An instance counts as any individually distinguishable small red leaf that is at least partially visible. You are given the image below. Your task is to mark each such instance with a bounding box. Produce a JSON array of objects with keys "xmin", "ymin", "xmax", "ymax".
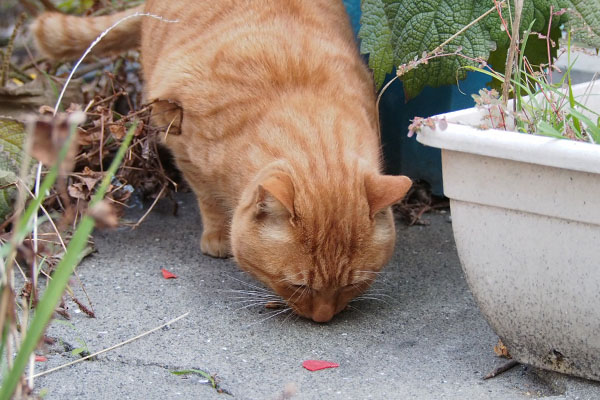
[
  {"xmin": 302, "ymin": 360, "xmax": 339, "ymax": 371},
  {"xmin": 161, "ymin": 268, "xmax": 177, "ymax": 279},
  {"xmin": 35, "ymin": 355, "xmax": 48, "ymax": 362}
]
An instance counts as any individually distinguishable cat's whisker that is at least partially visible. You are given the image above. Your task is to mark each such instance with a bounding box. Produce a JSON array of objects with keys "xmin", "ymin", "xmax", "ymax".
[
  {"xmin": 280, "ymin": 305, "xmax": 298, "ymax": 325},
  {"xmin": 355, "ymin": 270, "xmax": 388, "ymax": 275},
  {"xmin": 345, "ymin": 304, "xmax": 366, "ymax": 316},
  {"xmin": 225, "ymin": 275, "xmax": 272, "ymax": 294},
  {"xmin": 227, "ymin": 293, "xmax": 281, "ymax": 300},
  {"xmin": 233, "ymin": 302, "xmax": 268, "ymax": 311},
  {"xmin": 289, "ymin": 286, "xmax": 310, "ymax": 305},
  {"xmin": 245, "ymin": 307, "xmax": 293, "ymax": 328},
  {"xmin": 229, "ymin": 298, "xmax": 280, "ymax": 306},
  {"xmin": 288, "ymin": 284, "xmax": 309, "ymax": 303},
  {"xmin": 223, "ymin": 289, "xmax": 274, "ymax": 295},
  {"xmin": 352, "ymin": 295, "xmax": 391, "ymax": 305},
  {"xmin": 367, "ymin": 290, "xmax": 391, "ymax": 294},
  {"xmin": 362, "ymin": 291, "xmax": 394, "ymax": 300},
  {"xmin": 234, "ymin": 301, "xmax": 280, "ymax": 311},
  {"xmin": 229, "ymin": 298, "xmax": 281, "ymax": 305}
]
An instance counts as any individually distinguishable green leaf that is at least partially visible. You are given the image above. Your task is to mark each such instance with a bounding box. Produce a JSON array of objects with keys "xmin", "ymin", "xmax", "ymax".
[
  {"xmin": 568, "ymin": 108, "xmax": 600, "ymax": 143},
  {"xmin": 171, "ymin": 369, "xmax": 216, "ymax": 387},
  {"xmin": 71, "ymin": 347, "xmax": 86, "ymax": 356},
  {"xmin": 0, "ymin": 118, "xmax": 33, "ymax": 220},
  {"xmin": 358, "ymin": 0, "xmax": 596, "ymax": 99},
  {"xmin": 380, "ymin": 0, "xmax": 497, "ymax": 99},
  {"xmin": 359, "ymin": 0, "xmax": 395, "ymax": 89},
  {"xmin": 564, "ymin": 0, "xmax": 600, "ymax": 48},
  {"xmin": 537, "ymin": 120, "xmax": 566, "ymax": 138}
]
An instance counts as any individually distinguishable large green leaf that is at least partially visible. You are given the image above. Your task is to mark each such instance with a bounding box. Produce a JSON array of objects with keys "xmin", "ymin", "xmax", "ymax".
[
  {"xmin": 359, "ymin": 0, "xmax": 594, "ymax": 98},
  {"xmin": 386, "ymin": 0, "xmax": 496, "ymax": 99},
  {"xmin": 564, "ymin": 0, "xmax": 600, "ymax": 48},
  {"xmin": 0, "ymin": 118, "xmax": 32, "ymax": 220},
  {"xmin": 359, "ymin": 0, "xmax": 395, "ymax": 88}
]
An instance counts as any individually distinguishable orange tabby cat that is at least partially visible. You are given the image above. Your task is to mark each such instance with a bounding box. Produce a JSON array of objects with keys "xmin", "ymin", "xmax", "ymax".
[{"xmin": 32, "ymin": 1, "xmax": 412, "ymax": 322}]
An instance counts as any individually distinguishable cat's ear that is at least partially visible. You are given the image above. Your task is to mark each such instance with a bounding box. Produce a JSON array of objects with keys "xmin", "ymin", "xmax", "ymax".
[
  {"xmin": 256, "ymin": 172, "xmax": 295, "ymax": 219},
  {"xmin": 365, "ymin": 174, "xmax": 412, "ymax": 218}
]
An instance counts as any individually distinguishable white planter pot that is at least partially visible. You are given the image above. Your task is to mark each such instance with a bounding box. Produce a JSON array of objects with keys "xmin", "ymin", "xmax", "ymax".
[{"xmin": 417, "ymin": 82, "xmax": 600, "ymax": 381}]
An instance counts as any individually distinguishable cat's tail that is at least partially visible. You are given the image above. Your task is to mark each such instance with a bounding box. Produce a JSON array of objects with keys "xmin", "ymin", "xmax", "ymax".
[{"xmin": 31, "ymin": 5, "xmax": 145, "ymax": 61}]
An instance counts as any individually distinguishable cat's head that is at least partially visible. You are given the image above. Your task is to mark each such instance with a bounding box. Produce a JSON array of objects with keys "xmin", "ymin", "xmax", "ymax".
[{"xmin": 231, "ymin": 163, "xmax": 411, "ymax": 322}]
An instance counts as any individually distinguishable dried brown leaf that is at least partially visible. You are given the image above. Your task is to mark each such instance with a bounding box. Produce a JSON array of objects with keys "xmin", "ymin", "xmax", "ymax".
[
  {"xmin": 29, "ymin": 113, "xmax": 85, "ymax": 174},
  {"xmin": 79, "ymin": 167, "xmax": 103, "ymax": 191},
  {"xmin": 67, "ymin": 182, "xmax": 87, "ymax": 200},
  {"xmin": 109, "ymin": 124, "xmax": 126, "ymax": 140},
  {"xmin": 493, "ymin": 339, "xmax": 512, "ymax": 359},
  {"xmin": 88, "ymin": 199, "xmax": 118, "ymax": 229}
]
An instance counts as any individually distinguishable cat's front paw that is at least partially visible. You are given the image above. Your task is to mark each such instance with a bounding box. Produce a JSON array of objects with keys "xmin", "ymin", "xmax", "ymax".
[{"xmin": 200, "ymin": 230, "xmax": 231, "ymax": 258}]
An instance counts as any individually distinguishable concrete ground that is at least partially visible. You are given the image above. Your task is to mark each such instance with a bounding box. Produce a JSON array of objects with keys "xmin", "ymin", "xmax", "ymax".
[{"xmin": 35, "ymin": 193, "xmax": 600, "ymax": 399}]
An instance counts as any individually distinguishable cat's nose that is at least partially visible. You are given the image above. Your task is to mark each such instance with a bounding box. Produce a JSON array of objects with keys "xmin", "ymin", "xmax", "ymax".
[{"xmin": 311, "ymin": 304, "xmax": 335, "ymax": 323}]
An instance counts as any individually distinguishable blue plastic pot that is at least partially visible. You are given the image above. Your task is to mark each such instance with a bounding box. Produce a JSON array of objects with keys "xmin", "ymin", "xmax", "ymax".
[{"xmin": 343, "ymin": 0, "xmax": 489, "ymax": 195}]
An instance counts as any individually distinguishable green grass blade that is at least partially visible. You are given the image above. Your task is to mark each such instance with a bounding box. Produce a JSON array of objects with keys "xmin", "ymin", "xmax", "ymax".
[
  {"xmin": 568, "ymin": 109, "xmax": 600, "ymax": 143},
  {"xmin": 0, "ymin": 216, "xmax": 95, "ymax": 400},
  {"xmin": 171, "ymin": 369, "xmax": 216, "ymax": 387},
  {"xmin": 536, "ymin": 120, "xmax": 566, "ymax": 139},
  {"xmin": 566, "ymin": 30, "xmax": 582, "ymax": 136},
  {"xmin": 463, "ymin": 65, "xmax": 504, "ymax": 83},
  {"xmin": 516, "ymin": 21, "xmax": 537, "ymax": 113},
  {"xmin": 0, "ymin": 123, "xmax": 136, "ymax": 399}
]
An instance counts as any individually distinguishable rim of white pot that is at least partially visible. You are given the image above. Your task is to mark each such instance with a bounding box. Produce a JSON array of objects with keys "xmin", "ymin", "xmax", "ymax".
[{"xmin": 417, "ymin": 82, "xmax": 600, "ymax": 175}]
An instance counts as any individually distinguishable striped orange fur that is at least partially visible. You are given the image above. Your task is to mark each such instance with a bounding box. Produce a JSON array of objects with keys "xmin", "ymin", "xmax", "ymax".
[{"xmin": 32, "ymin": 1, "xmax": 412, "ymax": 322}]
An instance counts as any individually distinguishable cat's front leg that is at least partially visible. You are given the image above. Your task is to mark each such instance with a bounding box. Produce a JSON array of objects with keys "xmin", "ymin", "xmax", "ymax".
[{"xmin": 197, "ymin": 196, "xmax": 231, "ymax": 258}]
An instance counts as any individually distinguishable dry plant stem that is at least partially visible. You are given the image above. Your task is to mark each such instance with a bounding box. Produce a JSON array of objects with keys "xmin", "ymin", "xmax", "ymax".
[
  {"xmin": 522, "ymin": 58, "xmax": 560, "ymax": 117},
  {"xmin": 18, "ymin": 181, "xmax": 67, "ymax": 251},
  {"xmin": 502, "ymin": 0, "xmax": 524, "ymax": 108},
  {"xmin": 484, "ymin": 360, "xmax": 519, "ymax": 379},
  {"xmin": 89, "ymin": 91, "xmax": 127, "ymax": 109},
  {"xmin": 18, "ymin": 180, "xmax": 96, "ymax": 315},
  {"xmin": 21, "ymin": 42, "xmax": 48, "ymax": 81},
  {"xmin": 30, "ymin": 311, "xmax": 190, "ymax": 379},
  {"xmin": 0, "ymin": 57, "xmax": 33, "ymax": 83},
  {"xmin": 39, "ymin": 0, "xmax": 59, "ymax": 12},
  {"xmin": 0, "ymin": 13, "xmax": 27, "ymax": 87},
  {"xmin": 375, "ymin": 75, "xmax": 398, "ymax": 137},
  {"xmin": 130, "ymin": 184, "xmax": 167, "ymax": 229},
  {"xmin": 100, "ymin": 114, "xmax": 105, "ymax": 172},
  {"xmin": 72, "ymin": 60, "xmax": 113, "ymax": 79},
  {"xmin": 2, "ymin": 125, "xmax": 36, "ymax": 286},
  {"xmin": 18, "ymin": 0, "xmax": 38, "ymax": 16},
  {"xmin": 493, "ymin": 0, "xmax": 512, "ymax": 41}
]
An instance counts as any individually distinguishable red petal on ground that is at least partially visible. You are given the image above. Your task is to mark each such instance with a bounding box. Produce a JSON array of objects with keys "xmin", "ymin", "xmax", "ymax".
[
  {"xmin": 161, "ymin": 268, "xmax": 177, "ymax": 279},
  {"xmin": 35, "ymin": 355, "xmax": 48, "ymax": 362},
  {"xmin": 302, "ymin": 360, "xmax": 339, "ymax": 371}
]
